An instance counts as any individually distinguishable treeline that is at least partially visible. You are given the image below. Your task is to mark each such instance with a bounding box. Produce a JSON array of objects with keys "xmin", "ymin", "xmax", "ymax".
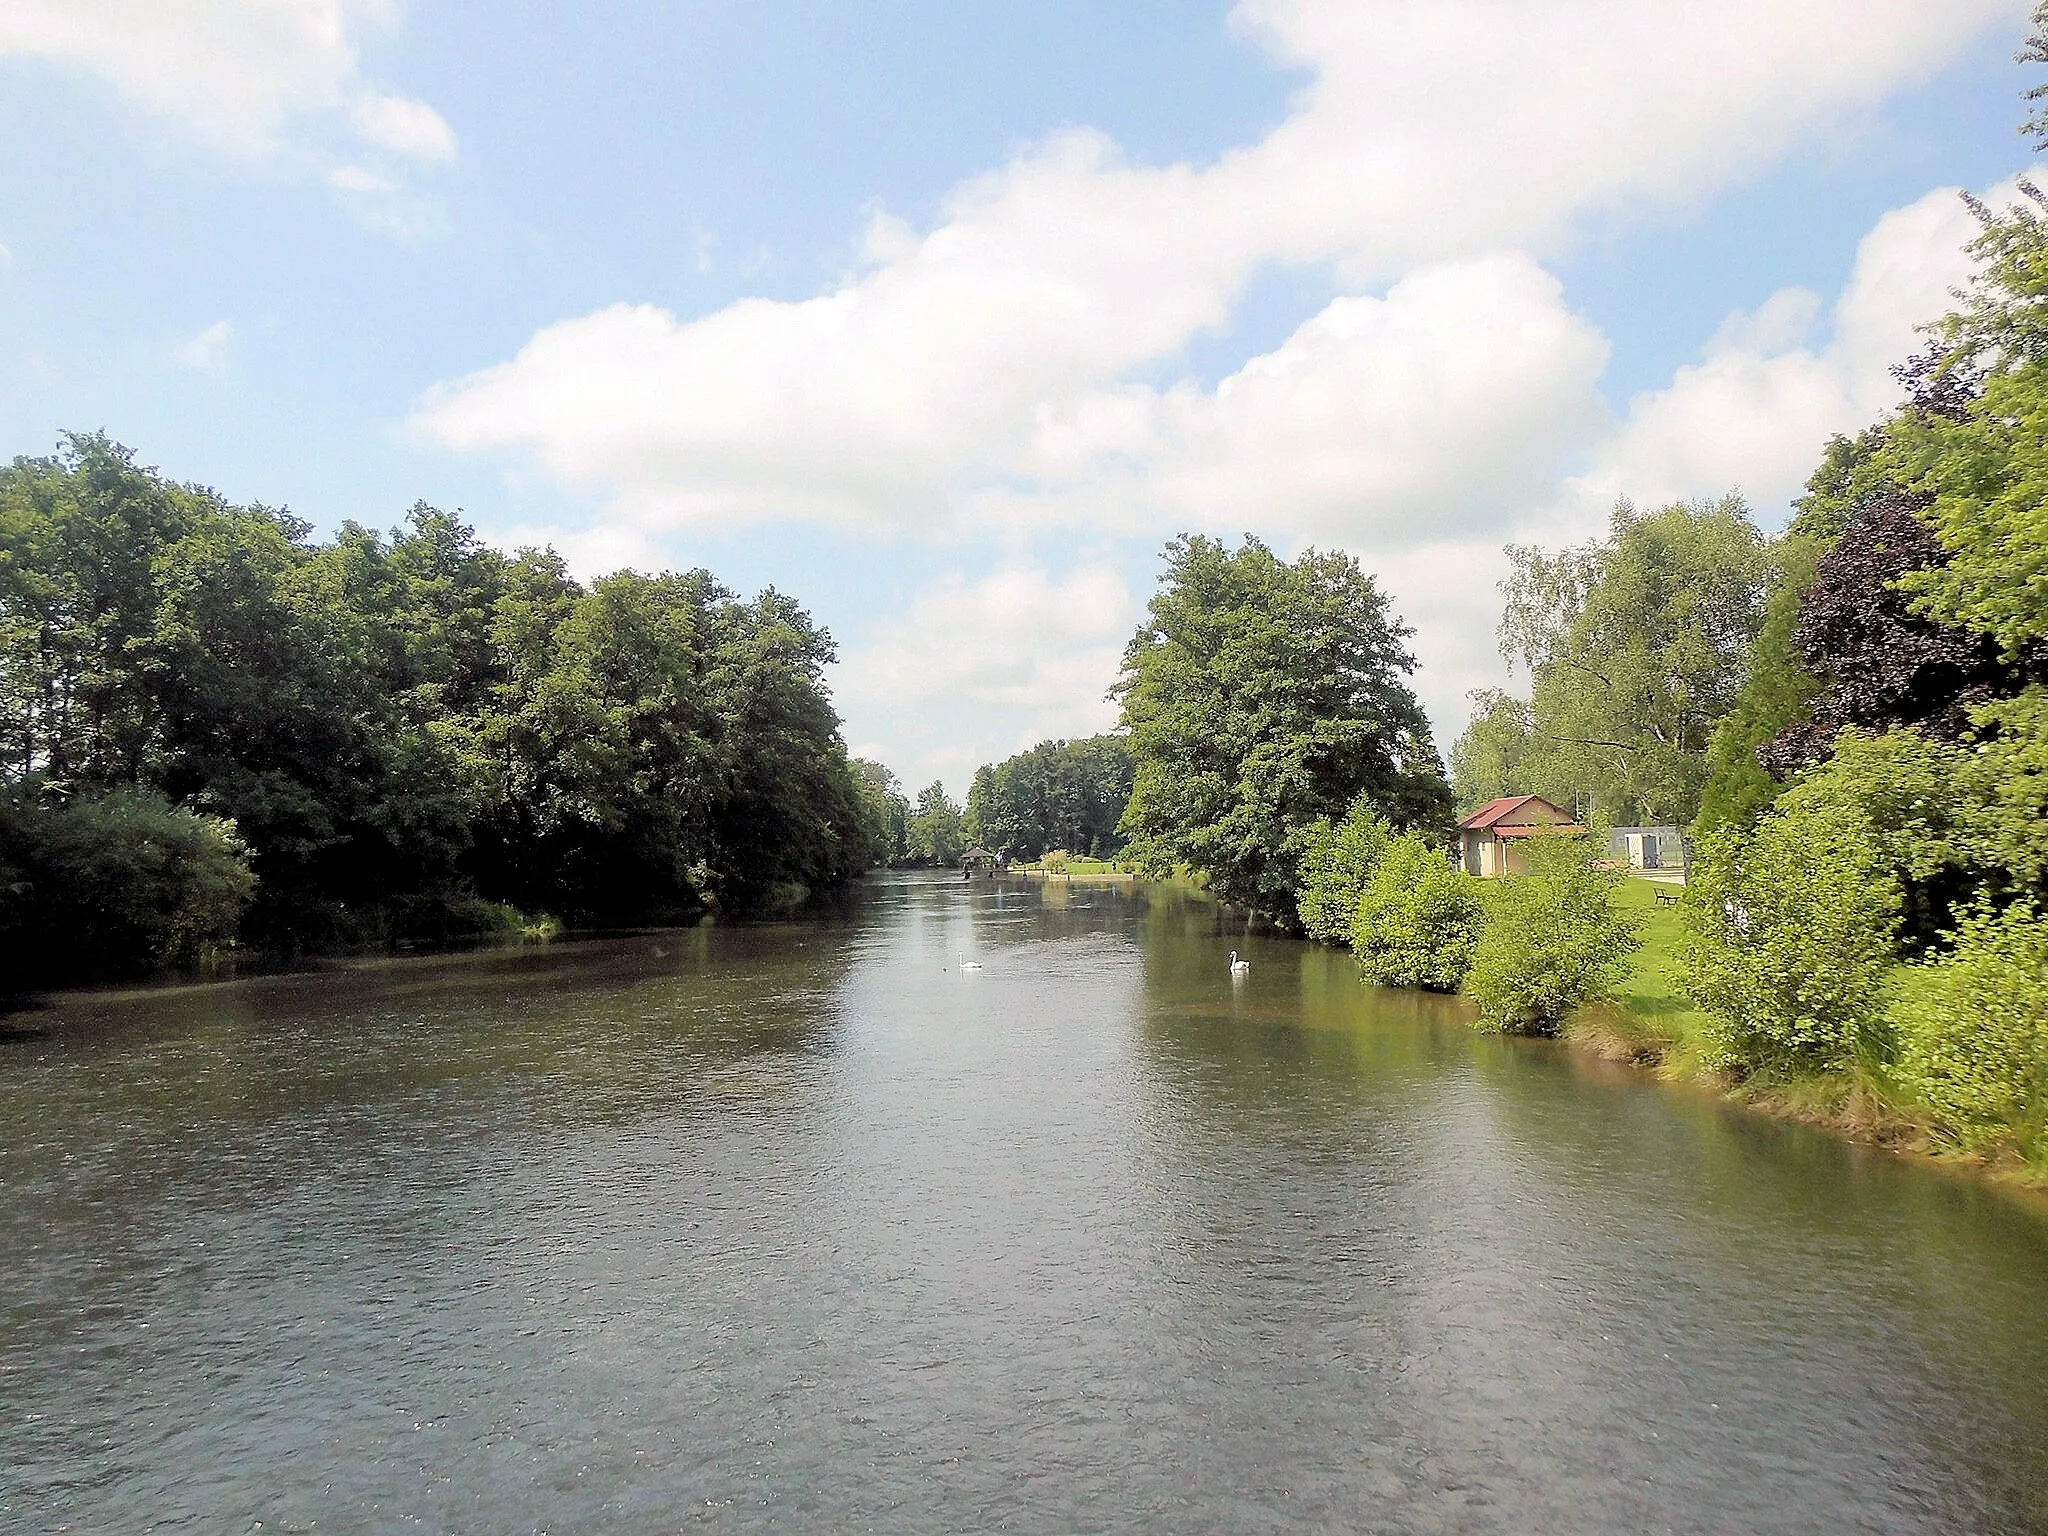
[
  {"xmin": 851, "ymin": 763, "xmax": 972, "ymax": 867},
  {"xmin": 1, "ymin": 436, "xmax": 888, "ymax": 987},
  {"xmin": 966, "ymin": 735, "xmax": 1132, "ymax": 860}
]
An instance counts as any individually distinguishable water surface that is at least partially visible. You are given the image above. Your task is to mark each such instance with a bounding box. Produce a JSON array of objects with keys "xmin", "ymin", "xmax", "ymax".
[{"xmin": 5, "ymin": 873, "xmax": 2048, "ymax": 1533}]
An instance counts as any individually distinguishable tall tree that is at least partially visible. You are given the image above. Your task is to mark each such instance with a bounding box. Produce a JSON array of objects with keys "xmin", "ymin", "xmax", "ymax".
[
  {"xmin": 1484, "ymin": 497, "xmax": 1772, "ymax": 826},
  {"xmin": 964, "ymin": 735, "xmax": 1133, "ymax": 859},
  {"xmin": 1115, "ymin": 535, "xmax": 1450, "ymax": 923},
  {"xmin": 905, "ymin": 781, "xmax": 966, "ymax": 866}
]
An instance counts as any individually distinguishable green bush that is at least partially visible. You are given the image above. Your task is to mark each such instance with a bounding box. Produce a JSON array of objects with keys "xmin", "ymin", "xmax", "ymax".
[
  {"xmin": 0, "ymin": 788, "xmax": 256, "ymax": 985},
  {"xmin": 1464, "ymin": 836, "xmax": 1637, "ymax": 1033},
  {"xmin": 1351, "ymin": 832, "xmax": 1488, "ymax": 991},
  {"xmin": 1295, "ymin": 798, "xmax": 1392, "ymax": 945},
  {"xmin": 1682, "ymin": 799, "xmax": 1899, "ymax": 1074},
  {"xmin": 1891, "ymin": 904, "xmax": 2048, "ymax": 1162}
]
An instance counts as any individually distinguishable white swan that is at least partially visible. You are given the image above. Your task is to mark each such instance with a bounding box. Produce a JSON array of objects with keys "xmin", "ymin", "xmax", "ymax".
[
  {"xmin": 959, "ymin": 953, "xmax": 984, "ymax": 971},
  {"xmin": 1229, "ymin": 950, "xmax": 1250, "ymax": 975}
]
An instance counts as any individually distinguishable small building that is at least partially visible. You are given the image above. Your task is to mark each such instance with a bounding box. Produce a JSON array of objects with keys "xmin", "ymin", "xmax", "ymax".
[
  {"xmin": 1457, "ymin": 795, "xmax": 1586, "ymax": 878},
  {"xmin": 960, "ymin": 846, "xmax": 997, "ymax": 876},
  {"xmin": 1610, "ymin": 826, "xmax": 1684, "ymax": 873}
]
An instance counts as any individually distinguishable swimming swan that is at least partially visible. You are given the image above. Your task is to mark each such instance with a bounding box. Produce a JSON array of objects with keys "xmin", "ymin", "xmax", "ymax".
[
  {"xmin": 1229, "ymin": 951, "xmax": 1250, "ymax": 974},
  {"xmin": 959, "ymin": 954, "xmax": 984, "ymax": 971}
]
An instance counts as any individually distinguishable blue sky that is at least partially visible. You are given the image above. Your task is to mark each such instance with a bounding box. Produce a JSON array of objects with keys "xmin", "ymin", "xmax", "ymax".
[{"xmin": 0, "ymin": 1, "xmax": 2038, "ymax": 796}]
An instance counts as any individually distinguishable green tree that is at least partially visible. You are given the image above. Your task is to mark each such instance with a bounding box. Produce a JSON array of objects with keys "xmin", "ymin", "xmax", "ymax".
[
  {"xmin": 1116, "ymin": 535, "xmax": 1451, "ymax": 923},
  {"xmin": 1350, "ymin": 831, "xmax": 1489, "ymax": 991},
  {"xmin": 964, "ymin": 735, "xmax": 1133, "ymax": 859},
  {"xmin": 1463, "ymin": 835, "xmax": 1637, "ymax": 1032},
  {"xmin": 905, "ymin": 781, "xmax": 966, "ymax": 866},
  {"xmin": 1294, "ymin": 797, "xmax": 1392, "ymax": 946},
  {"xmin": 1480, "ymin": 497, "xmax": 1773, "ymax": 826}
]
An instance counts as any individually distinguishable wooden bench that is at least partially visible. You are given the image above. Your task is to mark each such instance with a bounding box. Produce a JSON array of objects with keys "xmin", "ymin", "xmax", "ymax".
[{"xmin": 1653, "ymin": 887, "xmax": 1682, "ymax": 906}]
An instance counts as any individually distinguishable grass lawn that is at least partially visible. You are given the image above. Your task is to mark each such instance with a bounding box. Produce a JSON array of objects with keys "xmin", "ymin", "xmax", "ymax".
[{"xmin": 1599, "ymin": 877, "xmax": 1714, "ymax": 1052}]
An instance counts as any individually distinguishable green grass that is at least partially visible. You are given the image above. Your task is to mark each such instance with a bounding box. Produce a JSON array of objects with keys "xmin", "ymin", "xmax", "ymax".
[
  {"xmin": 1011, "ymin": 856, "xmax": 1133, "ymax": 876},
  {"xmin": 1611, "ymin": 878, "xmax": 1707, "ymax": 1031}
]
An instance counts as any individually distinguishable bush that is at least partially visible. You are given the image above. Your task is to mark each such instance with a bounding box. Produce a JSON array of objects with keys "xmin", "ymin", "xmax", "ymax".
[
  {"xmin": 1295, "ymin": 798, "xmax": 1392, "ymax": 944},
  {"xmin": 1891, "ymin": 904, "xmax": 2048, "ymax": 1162},
  {"xmin": 1351, "ymin": 832, "xmax": 1489, "ymax": 991},
  {"xmin": 1682, "ymin": 799, "xmax": 1899, "ymax": 1074},
  {"xmin": 0, "ymin": 788, "xmax": 256, "ymax": 986},
  {"xmin": 1465, "ymin": 836, "xmax": 1637, "ymax": 1033}
]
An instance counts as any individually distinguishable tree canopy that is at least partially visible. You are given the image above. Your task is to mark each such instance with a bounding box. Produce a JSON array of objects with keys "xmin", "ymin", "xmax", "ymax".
[
  {"xmin": 965, "ymin": 735, "xmax": 1132, "ymax": 859},
  {"xmin": 1114, "ymin": 535, "xmax": 1451, "ymax": 923},
  {"xmin": 1453, "ymin": 498, "xmax": 1772, "ymax": 826},
  {"xmin": 0, "ymin": 435, "xmax": 879, "ymax": 984}
]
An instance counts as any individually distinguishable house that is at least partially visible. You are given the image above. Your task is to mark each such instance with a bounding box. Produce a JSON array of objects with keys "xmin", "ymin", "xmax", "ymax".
[
  {"xmin": 1610, "ymin": 826, "xmax": 1684, "ymax": 873},
  {"xmin": 1457, "ymin": 795, "xmax": 1586, "ymax": 877}
]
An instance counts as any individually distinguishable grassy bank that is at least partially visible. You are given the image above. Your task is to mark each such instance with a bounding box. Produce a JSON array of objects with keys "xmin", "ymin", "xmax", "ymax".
[{"xmin": 1570, "ymin": 878, "xmax": 2046, "ymax": 1191}]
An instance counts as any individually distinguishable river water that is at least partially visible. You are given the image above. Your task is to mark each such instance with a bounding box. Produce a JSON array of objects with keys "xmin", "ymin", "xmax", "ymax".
[{"xmin": 4, "ymin": 872, "xmax": 2047, "ymax": 1534}]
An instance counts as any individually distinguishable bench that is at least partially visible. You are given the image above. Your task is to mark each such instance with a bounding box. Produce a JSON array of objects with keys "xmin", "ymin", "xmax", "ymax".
[{"xmin": 1653, "ymin": 887, "xmax": 1682, "ymax": 906}]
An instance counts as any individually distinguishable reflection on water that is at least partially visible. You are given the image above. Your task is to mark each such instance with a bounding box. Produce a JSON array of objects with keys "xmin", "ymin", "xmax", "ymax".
[{"xmin": 4, "ymin": 872, "xmax": 2047, "ymax": 1533}]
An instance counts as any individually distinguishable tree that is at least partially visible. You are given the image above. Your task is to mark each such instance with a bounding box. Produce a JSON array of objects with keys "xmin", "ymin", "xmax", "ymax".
[
  {"xmin": 851, "ymin": 759, "xmax": 911, "ymax": 867},
  {"xmin": 1350, "ymin": 831, "xmax": 1489, "ymax": 991},
  {"xmin": 905, "ymin": 781, "xmax": 966, "ymax": 866},
  {"xmin": 964, "ymin": 735, "xmax": 1133, "ymax": 859},
  {"xmin": 1486, "ymin": 497, "xmax": 1773, "ymax": 827},
  {"xmin": 1115, "ymin": 535, "xmax": 1451, "ymax": 923},
  {"xmin": 1295, "ymin": 797, "xmax": 1393, "ymax": 945},
  {"xmin": 1449, "ymin": 689, "xmax": 1542, "ymax": 812},
  {"xmin": 1463, "ymin": 835, "xmax": 1637, "ymax": 1033},
  {"xmin": 0, "ymin": 436, "xmax": 882, "ymax": 979}
]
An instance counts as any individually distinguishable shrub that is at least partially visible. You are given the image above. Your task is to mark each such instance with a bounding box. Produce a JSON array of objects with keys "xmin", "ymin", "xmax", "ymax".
[
  {"xmin": 1891, "ymin": 904, "xmax": 2048, "ymax": 1162},
  {"xmin": 1295, "ymin": 798, "xmax": 1392, "ymax": 945},
  {"xmin": 1352, "ymin": 832, "xmax": 1489, "ymax": 990},
  {"xmin": 1682, "ymin": 799, "xmax": 1899, "ymax": 1074},
  {"xmin": 1464, "ymin": 835, "xmax": 1637, "ymax": 1034},
  {"xmin": 0, "ymin": 788, "xmax": 256, "ymax": 986}
]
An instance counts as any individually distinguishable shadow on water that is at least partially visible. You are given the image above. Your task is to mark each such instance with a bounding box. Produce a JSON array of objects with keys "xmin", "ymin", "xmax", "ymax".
[{"xmin": 3, "ymin": 870, "xmax": 2047, "ymax": 1533}]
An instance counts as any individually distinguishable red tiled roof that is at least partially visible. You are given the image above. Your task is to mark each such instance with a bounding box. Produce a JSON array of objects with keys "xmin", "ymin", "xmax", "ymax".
[{"xmin": 1458, "ymin": 793, "xmax": 1571, "ymax": 830}]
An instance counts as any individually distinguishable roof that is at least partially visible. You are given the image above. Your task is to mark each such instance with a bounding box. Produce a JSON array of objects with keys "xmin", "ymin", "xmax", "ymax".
[{"xmin": 1458, "ymin": 794, "xmax": 1571, "ymax": 831}]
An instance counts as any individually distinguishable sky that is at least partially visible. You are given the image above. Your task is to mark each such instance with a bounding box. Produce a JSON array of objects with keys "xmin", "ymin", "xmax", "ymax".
[{"xmin": 0, "ymin": 0, "xmax": 2040, "ymax": 798}]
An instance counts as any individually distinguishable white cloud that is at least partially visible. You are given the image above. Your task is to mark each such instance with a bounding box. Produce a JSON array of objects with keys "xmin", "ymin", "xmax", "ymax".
[
  {"xmin": 832, "ymin": 564, "xmax": 1134, "ymax": 791},
  {"xmin": 414, "ymin": 0, "xmax": 2020, "ymax": 540},
  {"xmin": 998, "ymin": 253, "xmax": 1613, "ymax": 549},
  {"xmin": 0, "ymin": 0, "xmax": 454, "ymax": 166},
  {"xmin": 1578, "ymin": 178, "xmax": 1996, "ymax": 512},
  {"xmin": 171, "ymin": 318, "xmax": 233, "ymax": 370}
]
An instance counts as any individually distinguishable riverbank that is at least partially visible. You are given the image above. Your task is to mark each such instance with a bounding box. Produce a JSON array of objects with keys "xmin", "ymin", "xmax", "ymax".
[{"xmin": 1571, "ymin": 878, "xmax": 2048, "ymax": 1193}]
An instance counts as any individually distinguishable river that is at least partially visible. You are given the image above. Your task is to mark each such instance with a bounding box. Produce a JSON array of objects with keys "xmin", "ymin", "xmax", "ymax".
[{"xmin": 4, "ymin": 872, "xmax": 2047, "ymax": 1533}]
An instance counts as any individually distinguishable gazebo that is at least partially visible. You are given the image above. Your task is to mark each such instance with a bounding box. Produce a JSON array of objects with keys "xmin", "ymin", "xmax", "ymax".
[{"xmin": 960, "ymin": 846, "xmax": 997, "ymax": 876}]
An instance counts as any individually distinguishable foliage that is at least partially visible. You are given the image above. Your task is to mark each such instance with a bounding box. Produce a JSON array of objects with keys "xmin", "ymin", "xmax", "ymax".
[
  {"xmin": 904, "ymin": 781, "xmax": 966, "ymax": 866},
  {"xmin": 1682, "ymin": 796, "xmax": 1901, "ymax": 1076},
  {"xmin": 1294, "ymin": 797, "xmax": 1392, "ymax": 945},
  {"xmin": 851, "ymin": 759, "xmax": 912, "ymax": 867},
  {"xmin": 1891, "ymin": 357, "xmax": 2048, "ymax": 661},
  {"xmin": 1470, "ymin": 497, "xmax": 1772, "ymax": 828},
  {"xmin": 1115, "ymin": 535, "xmax": 1451, "ymax": 923},
  {"xmin": 1448, "ymin": 690, "xmax": 1545, "ymax": 812},
  {"xmin": 1350, "ymin": 832, "xmax": 1489, "ymax": 992},
  {"xmin": 0, "ymin": 787, "xmax": 255, "ymax": 985},
  {"xmin": 964, "ymin": 735, "xmax": 1132, "ymax": 859},
  {"xmin": 1890, "ymin": 902, "xmax": 2048, "ymax": 1163},
  {"xmin": 1463, "ymin": 835, "xmax": 1637, "ymax": 1033},
  {"xmin": 0, "ymin": 434, "xmax": 881, "ymax": 980},
  {"xmin": 1758, "ymin": 493, "xmax": 2026, "ymax": 781}
]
